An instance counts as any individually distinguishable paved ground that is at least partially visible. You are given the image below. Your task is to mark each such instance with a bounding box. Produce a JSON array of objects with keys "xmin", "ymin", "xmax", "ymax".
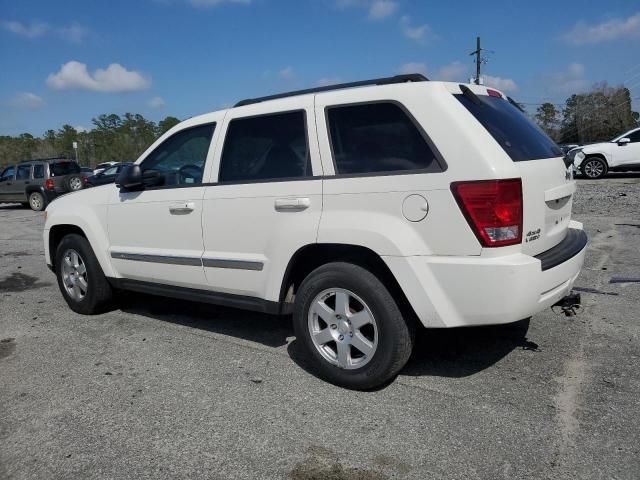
[{"xmin": 1, "ymin": 175, "xmax": 639, "ymax": 480}]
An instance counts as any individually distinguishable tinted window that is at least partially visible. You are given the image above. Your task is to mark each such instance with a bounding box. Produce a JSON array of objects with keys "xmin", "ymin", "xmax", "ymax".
[
  {"xmin": 16, "ymin": 165, "xmax": 31, "ymax": 180},
  {"xmin": 626, "ymin": 130, "xmax": 640, "ymax": 143},
  {"xmin": 219, "ymin": 111, "xmax": 310, "ymax": 183},
  {"xmin": 50, "ymin": 162, "xmax": 81, "ymax": 176},
  {"xmin": 33, "ymin": 164, "xmax": 44, "ymax": 179},
  {"xmin": 1, "ymin": 166, "xmax": 15, "ymax": 181},
  {"xmin": 102, "ymin": 166, "xmax": 119, "ymax": 176},
  {"xmin": 141, "ymin": 124, "xmax": 215, "ymax": 187},
  {"xmin": 456, "ymin": 94, "xmax": 562, "ymax": 162},
  {"xmin": 327, "ymin": 102, "xmax": 442, "ymax": 175}
]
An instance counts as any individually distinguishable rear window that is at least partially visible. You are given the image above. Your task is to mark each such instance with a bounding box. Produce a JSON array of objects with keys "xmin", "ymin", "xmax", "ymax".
[
  {"xmin": 455, "ymin": 94, "xmax": 562, "ymax": 162},
  {"xmin": 49, "ymin": 161, "xmax": 81, "ymax": 176},
  {"xmin": 327, "ymin": 102, "xmax": 442, "ymax": 175}
]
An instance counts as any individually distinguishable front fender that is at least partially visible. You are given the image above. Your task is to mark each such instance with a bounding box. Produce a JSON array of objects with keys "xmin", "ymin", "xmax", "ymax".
[{"xmin": 44, "ymin": 188, "xmax": 114, "ymax": 277}]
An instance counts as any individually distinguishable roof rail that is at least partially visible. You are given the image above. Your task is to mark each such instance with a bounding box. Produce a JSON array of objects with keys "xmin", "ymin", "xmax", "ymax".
[{"xmin": 234, "ymin": 73, "xmax": 428, "ymax": 107}]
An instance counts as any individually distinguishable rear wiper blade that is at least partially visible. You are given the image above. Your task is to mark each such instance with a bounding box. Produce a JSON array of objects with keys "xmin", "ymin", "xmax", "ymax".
[
  {"xmin": 507, "ymin": 96, "xmax": 525, "ymax": 113},
  {"xmin": 459, "ymin": 84, "xmax": 482, "ymax": 105}
]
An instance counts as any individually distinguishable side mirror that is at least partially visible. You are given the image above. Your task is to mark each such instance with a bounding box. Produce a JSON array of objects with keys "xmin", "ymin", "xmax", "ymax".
[
  {"xmin": 116, "ymin": 164, "xmax": 143, "ymax": 190},
  {"xmin": 617, "ymin": 137, "xmax": 631, "ymax": 146}
]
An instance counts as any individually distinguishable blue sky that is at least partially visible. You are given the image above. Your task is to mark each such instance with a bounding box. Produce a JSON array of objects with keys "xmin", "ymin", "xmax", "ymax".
[{"xmin": 1, "ymin": 0, "xmax": 638, "ymax": 136}]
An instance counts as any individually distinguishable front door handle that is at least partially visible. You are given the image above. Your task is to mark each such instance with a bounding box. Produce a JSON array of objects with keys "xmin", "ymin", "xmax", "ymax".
[
  {"xmin": 275, "ymin": 197, "xmax": 311, "ymax": 212},
  {"xmin": 169, "ymin": 202, "xmax": 195, "ymax": 215}
]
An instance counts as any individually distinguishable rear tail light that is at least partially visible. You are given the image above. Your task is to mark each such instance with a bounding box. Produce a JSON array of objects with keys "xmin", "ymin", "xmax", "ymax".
[
  {"xmin": 44, "ymin": 179, "xmax": 55, "ymax": 191},
  {"xmin": 451, "ymin": 178, "xmax": 523, "ymax": 247}
]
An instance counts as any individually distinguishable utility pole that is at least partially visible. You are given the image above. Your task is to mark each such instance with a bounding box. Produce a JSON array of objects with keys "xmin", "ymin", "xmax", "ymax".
[{"xmin": 469, "ymin": 36, "xmax": 483, "ymax": 85}]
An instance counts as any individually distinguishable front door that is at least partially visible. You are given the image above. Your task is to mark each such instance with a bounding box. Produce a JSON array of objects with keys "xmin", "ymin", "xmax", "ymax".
[
  {"xmin": 614, "ymin": 129, "xmax": 640, "ymax": 167},
  {"xmin": 201, "ymin": 97, "xmax": 323, "ymax": 302},
  {"xmin": 12, "ymin": 164, "xmax": 32, "ymax": 203},
  {"xmin": 0, "ymin": 166, "xmax": 16, "ymax": 202},
  {"xmin": 107, "ymin": 120, "xmax": 221, "ymax": 289}
]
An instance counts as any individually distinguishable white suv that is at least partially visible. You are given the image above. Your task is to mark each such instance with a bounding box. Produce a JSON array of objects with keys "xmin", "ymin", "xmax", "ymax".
[
  {"xmin": 572, "ymin": 127, "xmax": 640, "ymax": 179},
  {"xmin": 43, "ymin": 74, "xmax": 587, "ymax": 389}
]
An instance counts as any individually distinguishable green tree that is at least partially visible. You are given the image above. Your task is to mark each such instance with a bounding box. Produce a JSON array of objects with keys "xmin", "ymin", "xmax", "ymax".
[
  {"xmin": 535, "ymin": 103, "xmax": 560, "ymax": 141},
  {"xmin": 158, "ymin": 116, "xmax": 180, "ymax": 136}
]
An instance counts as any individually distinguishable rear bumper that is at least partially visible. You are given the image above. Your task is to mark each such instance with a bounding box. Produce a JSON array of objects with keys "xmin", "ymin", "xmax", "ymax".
[{"xmin": 384, "ymin": 223, "xmax": 587, "ymax": 328}]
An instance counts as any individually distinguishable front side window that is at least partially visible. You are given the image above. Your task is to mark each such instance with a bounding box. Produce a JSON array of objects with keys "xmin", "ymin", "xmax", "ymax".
[
  {"xmin": 141, "ymin": 124, "xmax": 215, "ymax": 187},
  {"xmin": 219, "ymin": 111, "xmax": 310, "ymax": 183},
  {"xmin": 1, "ymin": 166, "xmax": 15, "ymax": 181},
  {"xmin": 625, "ymin": 130, "xmax": 640, "ymax": 143},
  {"xmin": 16, "ymin": 165, "xmax": 31, "ymax": 180},
  {"xmin": 33, "ymin": 164, "xmax": 44, "ymax": 179},
  {"xmin": 327, "ymin": 102, "xmax": 443, "ymax": 175}
]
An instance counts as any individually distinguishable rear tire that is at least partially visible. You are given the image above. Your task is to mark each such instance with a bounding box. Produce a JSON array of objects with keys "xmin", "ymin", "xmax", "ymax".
[
  {"xmin": 55, "ymin": 234, "xmax": 113, "ymax": 314},
  {"xmin": 581, "ymin": 157, "xmax": 608, "ymax": 179},
  {"xmin": 293, "ymin": 262, "xmax": 414, "ymax": 390},
  {"xmin": 28, "ymin": 192, "xmax": 46, "ymax": 211}
]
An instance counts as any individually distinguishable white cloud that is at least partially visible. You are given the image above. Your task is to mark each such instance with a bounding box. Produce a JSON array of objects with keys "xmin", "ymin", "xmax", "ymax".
[
  {"xmin": 563, "ymin": 13, "xmax": 640, "ymax": 45},
  {"xmin": 278, "ymin": 66, "xmax": 296, "ymax": 81},
  {"xmin": 400, "ymin": 16, "xmax": 435, "ymax": 44},
  {"xmin": 148, "ymin": 96, "xmax": 166, "ymax": 108},
  {"xmin": 1, "ymin": 20, "xmax": 90, "ymax": 43},
  {"xmin": 435, "ymin": 61, "xmax": 467, "ymax": 82},
  {"xmin": 317, "ymin": 77, "xmax": 342, "ymax": 87},
  {"xmin": 397, "ymin": 62, "xmax": 428, "ymax": 76},
  {"xmin": 74, "ymin": 125, "xmax": 88, "ymax": 133},
  {"xmin": 483, "ymin": 75, "xmax": 518, "ymax": 92},
  {"xmin": 47, "ymin": 61, "xmax": 150, "ymax": 93},
  {"xmin": 188, "ymin": 0, "xmax": 251, "ymax": 7},
  {"xmin": 9, "ymin": 92, "xmax": 45, "ymax": 110},
  {"xmin": 543, "ymin": 63, "xmax": 588, "ymax": 95},
  {"xmin": 368, "ymin": 1, "xmax": 398, "ymax": 20}
]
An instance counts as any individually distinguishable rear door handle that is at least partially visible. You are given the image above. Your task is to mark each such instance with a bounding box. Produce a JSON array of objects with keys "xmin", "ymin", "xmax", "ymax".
[
  {"xmin": 169, "ymin": 202, "xmax": 195, "ymax": 215},
  {"xmin": 274, "ymin": 197, "xmax": 311, "ymax": 212}
]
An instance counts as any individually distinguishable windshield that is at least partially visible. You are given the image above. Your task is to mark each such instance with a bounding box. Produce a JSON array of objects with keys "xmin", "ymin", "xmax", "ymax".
[
  {"xmin": 455, "ymin": 94, "xmax": 562, "ymax": 162},
  {"xmin": 49, "ymin": 161, "xmax": 81, "ymax": 176}
]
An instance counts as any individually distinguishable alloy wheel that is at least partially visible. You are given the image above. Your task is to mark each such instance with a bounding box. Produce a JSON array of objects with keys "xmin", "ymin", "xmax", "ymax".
[
  {"xmin": 69, "ymin": 177, "xmax": 83, "ymax": 191},
  {"xmin": 61, "ymin": 249, "xmax": 88, "ymax": 301},
  {"xmin": 308, "ymin": 288, "xmax": 378, "ymax": 370},
  {"xmin": 583, "ymin": 160, "xmax": 604, "ymax": 178},
  {"xmin": 29, "ymin": 194, "xmax": 42, "ymax": 210}
]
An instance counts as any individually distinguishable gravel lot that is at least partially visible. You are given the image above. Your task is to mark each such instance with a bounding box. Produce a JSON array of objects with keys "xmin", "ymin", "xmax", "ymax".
[{"xmin": 1, "ymin": 175, "xmax": 639, "ymax": 480}]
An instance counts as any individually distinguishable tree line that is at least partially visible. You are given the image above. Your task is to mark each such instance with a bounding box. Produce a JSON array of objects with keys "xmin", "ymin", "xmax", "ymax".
[
  {"xmin": 534, "ymin": 83, "xmax": 639, "ymax": 144},
  {"xmin": 1, "ymin": 82, "xmax": 638, "ymax": 170},
  {"xmin": 0, "ymin": 114, "xmax": 180, "ymax": 170}
]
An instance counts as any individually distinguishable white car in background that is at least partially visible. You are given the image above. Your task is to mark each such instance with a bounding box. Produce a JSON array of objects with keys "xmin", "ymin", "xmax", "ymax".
[{"xmin": 572, "ymin": 127, "xmax": 640, "ymax": 179}]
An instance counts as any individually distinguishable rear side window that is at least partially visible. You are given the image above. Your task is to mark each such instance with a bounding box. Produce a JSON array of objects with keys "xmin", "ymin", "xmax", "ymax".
[
  {"xmin": 16, "ymin": 165, "xmax": 31, "ymax": 180},
  {"xmin": 455, "ymin": 94, "xmax": 562, "ymax": 162},
  {"xmin": 327, "ymin": 102, "xmax": 442, "ymax": 175},
  {"xmin": 50, "ymin": 162, "xmax": 81, "ymax": 176},
  {"xmin": 33, "ymin": 164, "xmax": 44, "ymax": 179},
  {"xmin": 219, "ymin": 111, "xmax": 310, "ymax": 183}
]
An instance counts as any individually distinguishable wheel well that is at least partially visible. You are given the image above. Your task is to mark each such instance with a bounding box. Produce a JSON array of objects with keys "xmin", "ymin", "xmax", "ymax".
[
  {"xmin": 280, "ymin": 243, "xmax": 419, "ymax": 322},
  {"xmin": 49, "ymin": 224, "xmax": 87, "ymax": 268}
]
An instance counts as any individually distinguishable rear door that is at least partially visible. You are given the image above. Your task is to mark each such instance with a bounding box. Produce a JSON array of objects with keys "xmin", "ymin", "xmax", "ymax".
[
  {"xmin": 200, "ymin": 97, "xmax": 323, "ymax": 301},
  {"xmin": 12, "ymin": 164, "xmax": 32, "ymax": 202},
  {"xmin": 613, "ymin": 129, "xmax": 640, "ymax": 167},
  {"xmin": 455, "ymin": 88, "xmax": 572, "ymax": 255}
]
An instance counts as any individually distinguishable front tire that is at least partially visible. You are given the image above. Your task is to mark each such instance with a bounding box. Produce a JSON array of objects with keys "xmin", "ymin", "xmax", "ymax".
[
  {"xmin": 293, "ymin": 262, "xmax": 414, "ymax": 390},
  {"xmin": 28, "ymin": 192, "xmax": 46, "ymax": 211},
  {"xmin": 55, "ymin": 234, "xmax": 113, "ymax": 314},
  {"xmin": 581, "ymin": 157, "xmax": 608, "ymax": 179}
]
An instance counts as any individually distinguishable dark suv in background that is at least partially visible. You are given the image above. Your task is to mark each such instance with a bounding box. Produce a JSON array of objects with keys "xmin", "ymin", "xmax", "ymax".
[{"xmin": 0, "ymin": 158, "xmax": 85, "ymax": 211}]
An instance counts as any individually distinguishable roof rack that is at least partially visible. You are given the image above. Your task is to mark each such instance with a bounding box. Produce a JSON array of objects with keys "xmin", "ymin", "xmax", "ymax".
[{"xmin": 234, "ymin": 73, "xmax": 428, "ymax": 107}]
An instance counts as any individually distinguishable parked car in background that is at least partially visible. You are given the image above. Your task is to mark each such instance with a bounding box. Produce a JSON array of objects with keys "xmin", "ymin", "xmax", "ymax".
[
  {"xmin": 44, "ymin": 75, "xmax": 587, "ymax": 389},
  {"xmin": 93, "ymin": 161, "xmax": 118, "ymax": 176},
  {"xmin": 86, "ymin": 162, "xmax": 132, "ymax": 187},
  {"xmin": 0, "ymin": 158, "xmax": 84, "ymax": 210},
  {"xmin": 572, "ymin": 127, "xmax": 640, "ymax": 178}
]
